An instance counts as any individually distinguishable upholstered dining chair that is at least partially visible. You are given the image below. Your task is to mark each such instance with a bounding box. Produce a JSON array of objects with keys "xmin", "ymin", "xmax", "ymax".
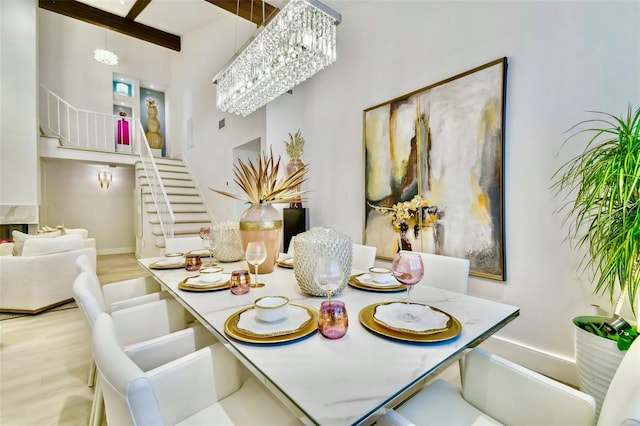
[
  {"xmin": 73, "ymin": 271, "xmax": 194, "ymax": 426},
  {"xmin": 378, "ymin": 339, "xmax": 640, "ymax": 426},
  {"xmin": 287, "ymin": 235, "xmax": 297, "ymax": 256},
  {"xmin": 90, "ymin": 313, "xmax": 299, "ymax": 425},
  {"xmin": 76, "ymin": 254, "xmax": 165, "ymax": 312},
  {"xmin": 352, "ymin": 244, "xmax": 377, "ymax": 272},
  {"xmin": 400, "ymin": 251, "xmax": 470, "ymax": 294},
  {"xmin": 90, "ymin": 312, "xmax": 217, "ymax": 426}
]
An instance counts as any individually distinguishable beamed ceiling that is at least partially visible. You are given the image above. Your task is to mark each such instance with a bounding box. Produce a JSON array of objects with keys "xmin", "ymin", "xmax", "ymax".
[{"xmin": 38, "ymin": 0, "xmax": 279, "ymax": 52}]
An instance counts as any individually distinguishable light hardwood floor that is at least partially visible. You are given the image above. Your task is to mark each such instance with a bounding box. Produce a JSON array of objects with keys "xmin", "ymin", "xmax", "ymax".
[
  {"xmin": 0, "ymin": 253, "xmax": 148, "ymax": 426},
  {"xmin": 0, "ymin": 253, "xmax": 461, "ymax": 425}
]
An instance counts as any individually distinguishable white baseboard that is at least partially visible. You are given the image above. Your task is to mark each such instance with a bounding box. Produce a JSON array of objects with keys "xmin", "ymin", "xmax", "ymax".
[
  {"xmin": 479, "ymin": 335, "xmax": 578, "ymax": 386},
  {"xmin": 96, "ymin": 247, "xmax": 135, "ymax": 256}
]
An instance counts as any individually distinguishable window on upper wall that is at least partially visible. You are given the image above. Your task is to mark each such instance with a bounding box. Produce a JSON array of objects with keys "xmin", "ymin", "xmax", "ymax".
[{"xmin": 113, "ymin": 81, "xmax": 132, "ymax": 97}]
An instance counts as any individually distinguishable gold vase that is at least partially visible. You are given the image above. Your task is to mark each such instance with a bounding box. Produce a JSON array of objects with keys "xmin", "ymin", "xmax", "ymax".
[
  {"xmin": 239, "ymin": 203, "xmax": 282, "ymax": 274},
  {"xmin": 286, "ymin": 159, "xmax": 304, "ymax": 208}
]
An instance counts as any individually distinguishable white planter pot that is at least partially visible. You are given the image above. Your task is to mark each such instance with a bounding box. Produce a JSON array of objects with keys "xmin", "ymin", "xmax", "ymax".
[{"xmin": 573, "ymin": 316, "xmax": 625, "ymax": 417}]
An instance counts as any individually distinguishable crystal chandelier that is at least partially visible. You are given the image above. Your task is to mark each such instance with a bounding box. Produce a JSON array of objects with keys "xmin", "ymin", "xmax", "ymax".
[
  {"xmin": 94, "ymin": 49, "xmax": 118, "ymax": 66},
  {"xmin": 94, "ymin": 30, "xmax": 118, "ymax": 66},
  {"xmin": 213, "ymin": 0, "xmax": 341, "ymax": 117}
]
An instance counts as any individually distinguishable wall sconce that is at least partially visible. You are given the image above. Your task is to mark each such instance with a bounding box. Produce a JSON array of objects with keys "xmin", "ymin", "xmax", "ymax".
[{"xmin": 98, "ymin": 170, "xmax": 113, "ymax": 189}]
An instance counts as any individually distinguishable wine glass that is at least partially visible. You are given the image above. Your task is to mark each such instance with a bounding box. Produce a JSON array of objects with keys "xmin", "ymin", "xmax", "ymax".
[
  {"xmin": 199, "ymin": 226, "xmax": 214, "ymax": 266},
  {"xmin": 245, "ymin": 241, "xmax": 267, "ymax": 288},
  {"xmin": 391, "ymin": 252, "xmax": 424, "ymax": 322},
  {"xmin": 315, "ymin": 257, "xmax": 347, "ymax": 339},
  {"xmin": 314, "ymin": 256, "xmax": 343, "ymax": 304}
]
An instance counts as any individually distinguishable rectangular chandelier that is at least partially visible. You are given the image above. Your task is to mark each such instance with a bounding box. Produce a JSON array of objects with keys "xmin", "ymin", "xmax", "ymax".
[{"xmin": 213, "ymin": 0, "xmax": 342, "ymax": 117}]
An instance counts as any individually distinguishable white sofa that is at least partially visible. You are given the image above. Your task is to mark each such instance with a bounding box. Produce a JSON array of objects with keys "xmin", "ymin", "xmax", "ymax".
[{"xmin": 0, "ymin": 233, "xmax": 97, "ymax": 313}]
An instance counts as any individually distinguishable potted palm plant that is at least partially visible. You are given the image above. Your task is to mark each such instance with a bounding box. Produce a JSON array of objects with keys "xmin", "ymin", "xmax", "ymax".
[{"xmin": 553, "ymin": 106, "xmax": 639, "ymax": 414}]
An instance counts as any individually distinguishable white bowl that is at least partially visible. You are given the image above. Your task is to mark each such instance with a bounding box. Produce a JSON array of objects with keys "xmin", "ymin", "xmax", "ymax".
[
  {"xmin": 199, "ymin": 266, "xmax": 224, "ymax": 283},
  {"xmin": 254, "ymin": 296, "xmax": 289, "ymax": 322},
  {"xmin": 369, "ymin": 267, "xmax": 393, "ymax": 284}
]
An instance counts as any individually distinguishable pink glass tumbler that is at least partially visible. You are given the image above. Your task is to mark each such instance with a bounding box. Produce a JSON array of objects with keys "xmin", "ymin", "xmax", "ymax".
[{"xmin": 318, "ymin": 300, "xmax": 348, "ymax": 339}]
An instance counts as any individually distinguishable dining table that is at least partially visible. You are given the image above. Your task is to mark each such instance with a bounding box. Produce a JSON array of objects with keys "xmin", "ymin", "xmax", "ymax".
[{"xmin": 139, "ymin": 256, "xmax": 520, "ymax": 426}]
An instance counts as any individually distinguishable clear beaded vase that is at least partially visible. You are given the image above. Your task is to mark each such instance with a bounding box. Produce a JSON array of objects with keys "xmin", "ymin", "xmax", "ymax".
[{"xmin": 293, "ymin": 227, "xmax": 352, "ymax": 296}]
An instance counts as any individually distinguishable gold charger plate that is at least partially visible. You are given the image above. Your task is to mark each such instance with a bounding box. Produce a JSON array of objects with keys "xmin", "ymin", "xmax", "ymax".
[
  {"xmin": 150, "ymin": 259, "xmax": 186, "ymax": 269},
  {"xmin": 188, "ymin": 249, "xmax": 211, "ymax": 256},
  {"xmin": 348, "ymin": 274, "xmax": 405, "ymax": 292},
  {"xmin": 359, "ymin": 303, "xmax": 461, "ymax": 343},
  {"xmin": 178, "ymin": 276, "xmax": 230, "ymax": 292},
  {"xmin": 225, "ymin": 303, "xmax": 318, "ymax": 344},
  {"xmin": 372, "ymin": 302, "xmax": 450, "ymax": 335},
  {"xmin": 276, "ymin": 259, "xmax": 294, "ymax": 269}
]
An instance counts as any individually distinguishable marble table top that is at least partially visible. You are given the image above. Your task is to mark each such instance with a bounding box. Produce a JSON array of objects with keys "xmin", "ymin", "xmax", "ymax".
[{"xmin": 140, "ymin": 257, "xmax": 519, "ymax": 425}]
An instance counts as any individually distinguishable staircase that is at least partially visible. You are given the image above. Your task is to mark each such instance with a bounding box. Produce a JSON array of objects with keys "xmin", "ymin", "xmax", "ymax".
[{"xmin": 136, "ymin": 158, "xmax": 211, "ymax": 253}]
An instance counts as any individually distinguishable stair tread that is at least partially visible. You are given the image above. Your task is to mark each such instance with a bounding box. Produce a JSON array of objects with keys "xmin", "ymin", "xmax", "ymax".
[
  {"xmin": 140, "ymin": 183, "xmax": 196, "ymax": 188},
  {"xmin": 147, "ymin": 210, "xmax": 207, "ymax": 214},
  {"xmin": 142, "ymin": 191, "xmax": 199, "ymax": 196},
  {"xmin": 149, "ymin": 219, "xmax": 210, "ymax": 225},
  {"xmin": 144, "ymin": 201, "xmax": 204, "ymax": 205},
  {"xmin": 152, "ymin": 230, "xmax": 202, "ymax": 236},
  {"xmin": 138, "ymin": 175, "xmax": 193, "ymax": 182}
]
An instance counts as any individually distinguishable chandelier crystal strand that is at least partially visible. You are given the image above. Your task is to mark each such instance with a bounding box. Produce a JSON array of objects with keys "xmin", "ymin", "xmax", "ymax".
[{"xmin": 214, "ymin": 0, "xmax": 340, "ymax": 117}]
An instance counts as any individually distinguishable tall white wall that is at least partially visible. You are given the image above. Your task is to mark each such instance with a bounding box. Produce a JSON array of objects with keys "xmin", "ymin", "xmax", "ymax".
[
  {"xmin": 0, "ymin": 0, "xmax": 39, "ymax": 226},
  {"xmin": 264, "ymin": 0, "xmax": 640, "ymax": 380},
  {"xmin": 38, "ymin": 9, "xmax": 172, "ymax": 115},
  {"xmin": 37, "ymin": 9, "xmax": 173, "ymax": 253},
  {"xmin": 169, "ymin": 16, "xmax": 267, "ymax": 223}
]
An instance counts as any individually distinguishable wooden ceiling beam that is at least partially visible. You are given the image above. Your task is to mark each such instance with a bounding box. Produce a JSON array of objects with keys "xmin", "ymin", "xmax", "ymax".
[
  {"xmin": 126, "ymin": 0, "xmax": 152, "ymax": 20},
  {"xmin": 205, "ymin": 0, "xmax": 278, "ymax": 26},
  {"xmin": 38, "ymin": 0, "xmax": 181, "ymax": 51}
]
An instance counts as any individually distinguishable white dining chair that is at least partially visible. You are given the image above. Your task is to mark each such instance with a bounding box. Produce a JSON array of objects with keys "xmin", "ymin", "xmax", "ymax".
[
  {"xmin": 400, "ymin": 251, "xmax": 469, "ymax": 294},
  {"xmin": 165, "ymin": 236, "xmax": 204, "ymax": 254},
  {"xmin": 90, "ymin": 312, "xmax": 217, "ymax": 426},
  {"xmin": 287, "ymin": 235, "xmax": 296, "ymax": 256},
  {"xmin": 73, "ymin": 271, "xmax": 193, "ymax": 426},
  {"xmin": 76, "ymin": 254, "xmax": 164, "ymax": 312},
  {"xmin": 76, "ymin": 254, "xmax": 173, "ymax": 391},
  {"xmin": 352, "ymin": 243, "xmax": 377, "ymax": 271},
  {"xmin": 378, "ymin": 339, "xmax": 640, "ymax": 426},
  {"xmin": 89, "ymin": 313, "xmax": 299, "ymax": 425}
]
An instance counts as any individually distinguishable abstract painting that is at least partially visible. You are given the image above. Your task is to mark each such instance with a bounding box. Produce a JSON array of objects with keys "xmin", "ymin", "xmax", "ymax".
[{"xmin": 363, "ymin": 57, "xmax": 507, "ymax": 280}]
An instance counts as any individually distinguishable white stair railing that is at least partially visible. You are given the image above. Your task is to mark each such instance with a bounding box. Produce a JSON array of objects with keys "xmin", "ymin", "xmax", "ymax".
[
  {"xmin": 39, "ymin": 86, "xmax": 138, "ymax": 154},
  {"xmin": 135, "ymin": 121, "xmax": 175, "ymax": 240},
  {"xmin": 39, "ymin": 85, "xmax": 175, "ymax": 242}
]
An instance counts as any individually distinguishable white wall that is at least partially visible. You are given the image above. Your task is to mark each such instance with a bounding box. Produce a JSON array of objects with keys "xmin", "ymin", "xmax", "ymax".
[
  {"xmin": 263, "ymin": 0, "xmax": 640, "ymax": 380},
  {"xmin": 41, "ymin": 160, "xmax": 135, "ymax": 254},
  {"xmin": 169, "ymin": 16, "xmax": 267, "ymax": 223},
  {"xmin": 38, "ymin": 9, "xmax": 172, "ymax": 115},
  {"xmin": 1, "ymin": 0, "xmax": 39, "ymax": 225},
  {"xmin": 36, "ymin": 9, "xmax": 173, "ymax": 253}
]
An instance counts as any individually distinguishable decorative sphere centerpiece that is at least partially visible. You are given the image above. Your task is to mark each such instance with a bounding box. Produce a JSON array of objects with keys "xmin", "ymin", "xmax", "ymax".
[{"xmin": 293, "ymin": 227, "xmax": 352, "ymax": 296}]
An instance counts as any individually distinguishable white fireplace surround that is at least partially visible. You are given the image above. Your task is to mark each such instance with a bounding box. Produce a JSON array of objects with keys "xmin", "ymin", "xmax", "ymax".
[{"xmin": 0, "ymin": 204, "xmax": 38, "ymax": 225}]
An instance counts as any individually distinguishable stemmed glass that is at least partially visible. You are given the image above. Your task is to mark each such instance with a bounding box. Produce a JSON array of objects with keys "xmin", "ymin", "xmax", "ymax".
[
  {"xmin": 199, "ymin": 226, "xmax": 214, "ymax": 266},
  {"xmin": 245, "ymin": 241, "xmax": 267, "ymax": 288},
  {"xmin": 314, "ymin": 256, "xmax": 348, "ymax": 339},
  {"xmin": 391, "ymin": 252, "xmax": 424, "ymax": 322},
  {"xmin": 314, "ymin": 256, "xmax": 343, "ymax": 304}
]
